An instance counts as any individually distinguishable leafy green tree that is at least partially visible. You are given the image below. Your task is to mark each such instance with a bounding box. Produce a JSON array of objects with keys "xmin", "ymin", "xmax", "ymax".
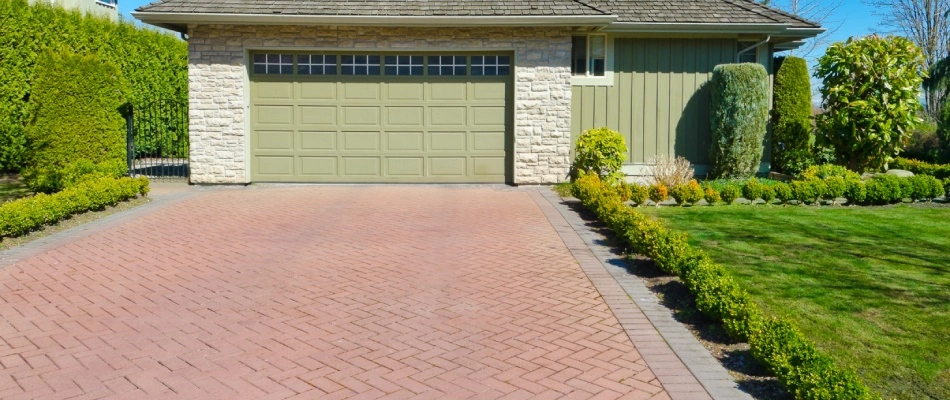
[
  {"xmin": 772, "ymin": 56, "xmax": 814, "ymax": 174},
  {"xmin": 815, "ymin": 35, "xmax": 926, "ymax": 172}
]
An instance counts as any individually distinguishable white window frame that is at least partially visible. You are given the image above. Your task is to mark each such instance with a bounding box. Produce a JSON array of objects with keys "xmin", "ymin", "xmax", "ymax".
[{"xmin": 571, "ymin": 34, "xmax": 614, "ymax": 86}]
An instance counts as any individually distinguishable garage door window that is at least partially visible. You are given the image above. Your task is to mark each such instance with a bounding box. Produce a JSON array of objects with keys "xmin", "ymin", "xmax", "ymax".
[
  {"xmin": 471, "ymin": 55, "xmax": 510, "ymax": 76},
  {"xmin": 341, "ymin": 55, "xmax": 381, "ymax": 75},
  {"xmin": 297, "ymin": 54, "xmax": 337, "ymax": 75},
  {"xmin": 384, "ymin": 55, "xmax": 424, "ymax": 76},
  {"xmin": 428, "ymin": 56, "xmax": 467, "ymax": 76},
  {"xmin": 253, "ymin": 54, "xmax": 293, "ymax": 74}
]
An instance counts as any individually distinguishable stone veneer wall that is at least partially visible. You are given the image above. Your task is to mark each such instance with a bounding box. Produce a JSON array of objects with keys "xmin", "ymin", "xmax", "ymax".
[{"xmin": 187, "ymin": 24, "xmax": 573, "ymax": 184}]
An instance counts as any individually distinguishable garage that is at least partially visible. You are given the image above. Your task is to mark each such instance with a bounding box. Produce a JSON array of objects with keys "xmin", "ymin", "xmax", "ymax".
[{"xmin": 249, "ymin": 52, "xmax": 513, "ymax": 183}]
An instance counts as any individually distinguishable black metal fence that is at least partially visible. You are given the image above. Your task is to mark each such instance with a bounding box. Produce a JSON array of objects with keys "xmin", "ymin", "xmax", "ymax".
[{"xmin": 126, "ymin": 98, "xmax": 189, "ymax": 180}]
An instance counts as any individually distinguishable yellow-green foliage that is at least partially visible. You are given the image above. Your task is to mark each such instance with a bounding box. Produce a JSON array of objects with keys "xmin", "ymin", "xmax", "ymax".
[
  {"xmin": 703, "ymin": 186, "xmax": 721, "ymax": 205},
  {"xmin": 710, "ymin": 63, "xmax": 770, "ymax": 179},
  {"xmin": 891, "ymin": 157, "xmax": 950, "ymax": 179},
  {"xmin": 572, "ymin": 127, "xmax": 628, "ymax": 183},
  {"xmin": 22, "ymin": 49, "xmax": 128, "ymax": 193},
  {"xmin": 0, "ymin": 176, "xmax": 149, "ymax": 237},
  {"xmin": 0, "ymin": 0, "xmax": 187, "ymax": 171},
  {"xmin": 773, "ymin": 56, "xmax": 814, "ymax": 175},
  {"xmin": 570, "ymin": 173, "xmax": 874, "ymax": 399},
  {"xmin": 816, "ymin": 36, "xmax": 926, "ymax": 172},
  {"xmin": 648, "ymin": 183, "xmax": 668, "ymax": 205},
  {"xmin": 719, "ymin": 184, "xmax": 741, "ymax": 204},
  {"xmin": 629, "ymin": 183, "xmax": 649, "ymax": 206}
]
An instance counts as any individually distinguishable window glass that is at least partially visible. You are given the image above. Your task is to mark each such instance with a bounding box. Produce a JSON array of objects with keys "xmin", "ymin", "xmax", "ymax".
[
  {"xmin": 384, "ymin": 55, "xmax": 424, "ymax": 75},
  {"xmin": 571, "ymin": 36, "xmax": 587, "ymax": 76},
  {"xmin": 253, "ymin": 53, "xmax": 293, "ymax": 74},
  {"xmin": 428, "ymin": 55, "xmax": 467, "ymax": 76},
  {"xmin": 471, "ymin": 55, "xmax": 510, "ymax": 76},
  {"xmin": 738, "ymin": 42, "xmax": 758, "ymax": 63},
  {"xmin": 589, "ymin": 36, "xmax": 606, "ymax": 76},
  {"xmin": 298, "ymin": 54, "xmax": 337, "ymax": 75},
  {"xmin": 341, "ymin": 55, "xmax": 381, "ymax": 75}
]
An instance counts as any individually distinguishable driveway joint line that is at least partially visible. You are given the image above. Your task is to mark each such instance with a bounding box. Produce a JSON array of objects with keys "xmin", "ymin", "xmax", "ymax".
[{"xmin": 532, "ymin": 189, "xmax": 752, "ymax": 400}]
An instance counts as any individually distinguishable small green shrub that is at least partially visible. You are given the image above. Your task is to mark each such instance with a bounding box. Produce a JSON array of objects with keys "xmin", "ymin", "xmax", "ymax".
[
  {"xmin": 629, "ymin": 183, "xmax": 649, "ymax": 206},
  {"xmin": 616, "ymin": 181, "xmax": 633, "ymax": 202},
  {"xmin": 573, "ymin": 127, "xmax": 628, "ymax": 183},
  {"xmin": 772, "ymin": 56, "xmax": 814, "ymax": 175},
  {"xmin": 710, "ymin": 63, "xmax": 770, "ymax": 179},
  {"xmin": 670, "ymin": 180, "xmax": 703, "ymax": 206},
  {"xmin": 791, "ymin": 180, "xmax": 820, "ymax": 204},
  {"xmin": 0, "ymin": 176, "xmax": 149, "ymax": 237},
  {"xmin": 904, "ymin": 174, "xmax": 944, "ymax": 201},
  {"xmin": 799, "ymin": 164, "xmax": 862, "ymax": 181},
  {"xmin": 760, "ymin": 185, "xmax": 776, "ymax": 204},
  {"xmin": 648, "ymin": 184, "xmax": 668, "ymax": 206},
  {"xmin": 891, "ymin": 157, "xmax": 950, "ymax": 179},
  {"xmin": 921, "ymin": 175, "xmax": 945, "ymax": 200},
  {"xmin": 945, "ymin": 177, "xmax": 950, "ymax": 197},
  {"xmin": 742, "ymin": 178, "xmax": 765, "ymax": 203},
  {"xmin": 865, "ymin": 175, "xmax": 904, "ymax": 204},
  {"xmin": 823, "ymin": 176, "xmax": 848, "ymax": 204},
  {"xmin": 703, "ymin": 186, "xmax": 721, "ymax": 205},
  {"xmin": 720, "ymin": 184, "xmax": 741, "ymax": 205},
  {"xmin": 844, "ymin": 178, "xmax": 867, "ymax": 205},
  {"xmin": 773, "ymin": 182, "xmax": 793, "ymax": 204}
]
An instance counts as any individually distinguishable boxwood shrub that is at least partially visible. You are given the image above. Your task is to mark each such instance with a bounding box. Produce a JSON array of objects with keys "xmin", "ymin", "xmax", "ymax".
[
  {"xmin": 0, "ymin": 176, "xmax": 149, "ymax": 237},
  {"xmin": 570, "ymin": 172, "xmax": 875, "ymax": 399}
]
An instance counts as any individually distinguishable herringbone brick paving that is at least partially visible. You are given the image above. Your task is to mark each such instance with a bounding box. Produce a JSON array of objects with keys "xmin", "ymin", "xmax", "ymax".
[{"xmin": 0, "ymin": 186, "xmax": 671, "ymax": 399}]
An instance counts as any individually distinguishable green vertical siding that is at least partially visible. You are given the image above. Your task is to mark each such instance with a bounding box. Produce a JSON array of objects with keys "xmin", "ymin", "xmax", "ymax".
[{"xmin": 572, "ymin": 38, "xmax": 737, "ymax": 165}]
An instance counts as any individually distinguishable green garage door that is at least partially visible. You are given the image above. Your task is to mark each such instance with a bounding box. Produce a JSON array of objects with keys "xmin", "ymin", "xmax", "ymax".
[{"xmin": 249, "ymin": 52, "xmax": 512, "ymax": 183}]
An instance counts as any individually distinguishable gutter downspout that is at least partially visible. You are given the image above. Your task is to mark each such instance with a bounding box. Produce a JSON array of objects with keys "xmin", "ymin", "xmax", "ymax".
[{"xmin": 737, "ymin": 35, "xmax": 770, "ymax": 63}]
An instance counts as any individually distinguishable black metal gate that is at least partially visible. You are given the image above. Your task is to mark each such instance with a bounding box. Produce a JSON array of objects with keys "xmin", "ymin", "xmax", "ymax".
[{"xmin": 126, "ymin": 98, "xmax": 189, "ymax": 180}]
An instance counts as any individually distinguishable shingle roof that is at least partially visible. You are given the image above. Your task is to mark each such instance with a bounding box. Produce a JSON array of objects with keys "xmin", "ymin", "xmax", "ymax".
[
  {"xmin": 135, "ymin": 0, "xmax": 610, "ymax": 17},
  {"xmin": 135, "ymin": 0, "xmax": 818, "ymax": 28},
  {"xmin": 583, "ymin": 0, "xmax": 818, "ymax": 28}
]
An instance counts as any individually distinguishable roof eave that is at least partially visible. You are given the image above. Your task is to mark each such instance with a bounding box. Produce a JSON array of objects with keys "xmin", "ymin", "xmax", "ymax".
[
  {"xmin": 131, "ymin": 12, "xmax": 619, "ymax": 33},
  {"xmin": 601, "ymin": 22, "xmax": 824, "ymax": 38}
]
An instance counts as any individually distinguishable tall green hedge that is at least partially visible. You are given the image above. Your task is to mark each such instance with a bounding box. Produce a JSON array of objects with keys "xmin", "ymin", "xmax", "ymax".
[
  {"xmin": 772, "ymin": 56, "xmax": 814, "ymax": 175},
  {"xmin": 0, "ymin": 0, "xmax": 187, "ymax": 172},
  {"xmin": 710, "ymin": 63, "xmax": 770, "ymax": 179},
  {"xmin": 23, "ymin": 49, "xmax": 128, "ymax": 193}
]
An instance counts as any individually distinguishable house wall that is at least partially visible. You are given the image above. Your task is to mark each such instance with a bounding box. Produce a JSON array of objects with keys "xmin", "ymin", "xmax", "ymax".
[
  {"xmin": 187, "ymin": 25, "xmax": 574, "ymax": 184},
  {"xmin": 571, "ymin": 38, "xmax": 738, "ymax": 176}
]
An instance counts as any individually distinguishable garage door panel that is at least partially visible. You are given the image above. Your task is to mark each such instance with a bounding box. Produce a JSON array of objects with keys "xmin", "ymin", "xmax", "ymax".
[
  {"xmin": 300, "ymin": 157, "xmax": 337, "ymax": 175},
  {"xmin": 342, "ymin": 107, "xmax": 380, "ymax": 126},
  {"xmin": 256, "ymin": 106, "xmax": 294, "ymax": 125},
  {"xmin": 299, "ymin": 106, "xmax": 336, "ymax": 125},
  {"xmin": 344, "ymin": 83, "xmax": 380, "ymax": 100},
  {"xmin": 386, "ymin": 132, "xmax": 424, "ymax": 151},
  {"xmin": 430, "ymin": 83, "xmax": 467, "ymax": 101},
  {"xmin": 473, "ymin": 107, "xmax": 505, "ymax": 126},
  {"xmin": 256, "ymin": 156, "xmax": 295, "ymax": 175},
  {"xmin": 299, "ymin": 82, "xmax": 336, "ymax": 100},
  {"xmin": 430, "ymin": 107, "xmax": 467, "ymax": 126},
  {"xmin": 430, "ymin": 132, "xmax": 466, "ymax": 151},
  {"xmin": 387, "ymin": 83, "xmax": 424, "ymax": 101},
  {"xmin": 343, "ymin": 132, "xmax": 379, "ymax": 151},
  {"xmin": 387, "ymin": 157, "xmax": 425, "ymax": 176},
  {"xmin": 387, "ymin": 107, "xmax": 424, "ymax": 126},
  {"xmin": 256, "ymin": 130, "xmax": 294, "ymax": 150},
  {"xmin": 343, "ymin": 157, "xmax": 381, "ymax": 176},
  {"xmin": 430, "ymin": 158, "xmax": 467, "ymax": 176},
  {"xmin": 255, "ymin": 81, "xmax": 294, "ymax": 100},
  {"xmin": 473, "ymin": 157, "xmax": 505, "ymax": 176},
  {"xmin": 300, "ymin": 131, "xmax": 336, "ymax": 150},
  {"xmin": 473, "ymin": 82, "xmax": 507, "ymax": 100},
  {"xmin": 473, "ymin": 132, "xmax": 505, "ymax": 151}
]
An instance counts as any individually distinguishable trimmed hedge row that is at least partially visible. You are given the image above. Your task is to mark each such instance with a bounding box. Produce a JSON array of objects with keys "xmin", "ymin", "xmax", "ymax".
[
  {"xmin": 0, "ymin": 176, "xmax": 149, "ymax": 237},
  {"xmin": 891, "ymin": 158, "xmax": 950, "ymax": 180},
  {"xmin": 571, "ymin": 172, "xmax": 875, "ymax": 399}
]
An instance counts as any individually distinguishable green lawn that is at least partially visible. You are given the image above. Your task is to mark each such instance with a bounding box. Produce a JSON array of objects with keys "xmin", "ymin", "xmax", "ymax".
[{"xmin": 639, "ymin": 204, "xmax": 950, "ymax": 400}]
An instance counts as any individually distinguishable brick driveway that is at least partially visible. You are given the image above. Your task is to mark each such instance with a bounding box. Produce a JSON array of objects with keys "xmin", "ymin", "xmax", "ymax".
[{"xmin": 0, "ymin": 186, "xmax": 672, "ymax": 399}]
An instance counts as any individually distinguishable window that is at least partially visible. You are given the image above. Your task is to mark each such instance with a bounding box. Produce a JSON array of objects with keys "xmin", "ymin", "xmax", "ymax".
[
  {"xmin": 428, "ymin": 56, "xmax": 467, "ymax": 76},
  {"xmin": 384, "ymin": 55, "xmax": 424, "ymax": 76},
  {"xmin": 738, "ymin": 42, "xmax": 758, "ymax": 63},
  {"xmin": 253, "ymin": 53, "xmax": 293, "ymax": 75},
  {"xmin": 572, "ymin": 35, "xmax": 605, "ymax": 77},
  {"xmin": 298, "ymin": 54, "xmax": 337, "ymax": 75},
  {"xmin": 471, "ymin": 55, "xmax": 510, "ymax": 76},
  {"xmin": 341, "ymin": 55, "xmax": 381, "ymax": 75}
]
